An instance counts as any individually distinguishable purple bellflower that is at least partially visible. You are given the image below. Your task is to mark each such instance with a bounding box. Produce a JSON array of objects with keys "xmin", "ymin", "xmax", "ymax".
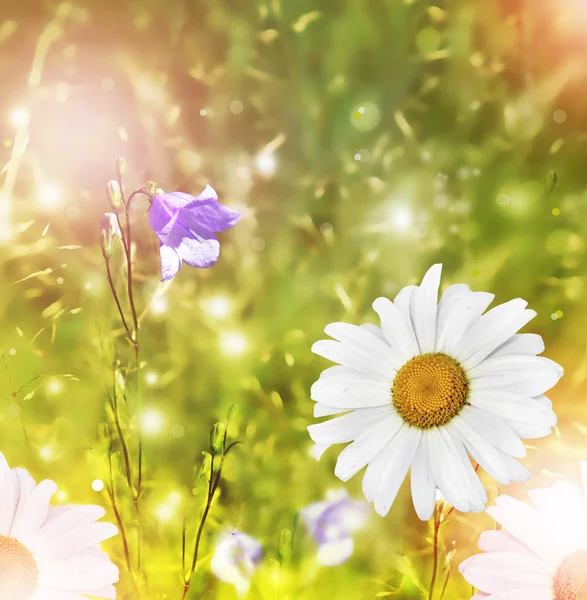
[
  {"xmin": 300, "ymin": 489, "xmax": 369, "ymax": 567},
  {"xmin": 148, "ymin": 185, "xmax": 241, "ymax": 281},
  {"xmin": 210, "ymin": 530, "xmax": 262, "ymax": 596}
]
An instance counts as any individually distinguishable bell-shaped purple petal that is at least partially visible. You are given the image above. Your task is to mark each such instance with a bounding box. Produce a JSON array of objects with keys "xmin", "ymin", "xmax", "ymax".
[
  {"xmin": 148, "ymin": 185, "xmax": 240, "ymax": 281},
  {"xmin": 159, "ymin": 244, "xmax": 181, "ymax": 282},
  {"xmin": 210, "ymin": 530, "xmax": 262, "ymax": 596},
  {"xmin": 300, "ymin": 489, "xmax": 369, "ymax": 566}
]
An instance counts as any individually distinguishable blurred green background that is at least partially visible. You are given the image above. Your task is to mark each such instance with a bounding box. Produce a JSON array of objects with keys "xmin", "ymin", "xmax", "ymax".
[{"xmin": 1, "ymin": 0, "xmax": 587, "ymax": 598}]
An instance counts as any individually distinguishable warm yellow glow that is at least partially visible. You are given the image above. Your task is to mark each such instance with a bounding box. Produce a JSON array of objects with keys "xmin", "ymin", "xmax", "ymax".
[
  {"xmin": 36, "ymin": 182, "xmax": 63, "ymax": 210},
  {"xmin": 91, "ymin": 479, "xmax": 105, "ymax": 492},
  {"xmin": 201, "ymin": 295, "xmax": 232, "ymax": 320},
  {"xmin": 255, "ymin": 151, "xmax": 277, "ymax": 176},
  {"xmin": 140, "ymin": 408, "xmax": 165, "ymax": 435},
  {"xmin": 9, "ymin": 107, "xmax": 30, "ymax": 128},
  {"xmin": 219, "ymin": 331, "xmax": 248, "ymax": 357}
]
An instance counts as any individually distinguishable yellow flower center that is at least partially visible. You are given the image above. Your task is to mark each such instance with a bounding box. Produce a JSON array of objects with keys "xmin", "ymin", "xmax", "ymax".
[
  {"xmin": 553, "ymin": 550, "xmax": 587, "ymax": 600},
  {"xmin": 0, "ymin": 535, "xmax": 38, "ymax": 600},
  {"xmin": 392, "ymin": 353, "xmax": 469, "ymax": 429}
]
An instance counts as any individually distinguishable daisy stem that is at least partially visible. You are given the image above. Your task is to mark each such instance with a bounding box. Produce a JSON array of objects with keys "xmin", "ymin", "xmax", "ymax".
[
  {"xmin": 428, "ymin": 502, "xmax": 443, "ymax": 600},
  {"xmin": 438, "ymin": 563, "xmax": 452, "ymax": 600}
]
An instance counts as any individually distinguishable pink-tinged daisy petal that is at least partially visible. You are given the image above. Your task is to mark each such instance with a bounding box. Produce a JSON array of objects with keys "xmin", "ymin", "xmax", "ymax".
[
  {"xmin": 459, "ymin": 551, "xmax": 553, "ymax": 594},
  {"xmin": 477, "ymin": 530, "xmax": 538, "ymax": 556},
  {"xmin": 13, "ymin": 480, "xmax": 58, "ymax": 545}
]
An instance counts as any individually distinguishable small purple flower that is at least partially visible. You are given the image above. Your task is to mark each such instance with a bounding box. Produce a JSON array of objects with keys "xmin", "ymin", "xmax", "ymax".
[
  {"xmin": 148, "ymin": 185, "xmax": 240, "ymax": 281},
  {"xmin": 210, "ymin": 530, "xmax": 262, "ymax": 596},
  {"xmin": 300, "ymin": 489, "xmax": 369, "ymax": 567}
]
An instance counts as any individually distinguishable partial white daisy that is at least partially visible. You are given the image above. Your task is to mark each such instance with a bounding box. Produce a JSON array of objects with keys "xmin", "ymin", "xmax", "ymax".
[
  {"xmin": 308, "ymin": 264, "xmax": 563, "ymax": 519},
  {"xmin": 210, "ymin": 530, "xmax": 262, "ymax": 597},
  {"xmin": 459, "ymin": 470, "xmax": 587, "ymax": 600},
  {"xmin": 300, "ymin": 489, "xmax": 369, "ymax": 567},
  {"xmin": 0, "ymin": 452, "xmax": 119, "ymax": 600}
]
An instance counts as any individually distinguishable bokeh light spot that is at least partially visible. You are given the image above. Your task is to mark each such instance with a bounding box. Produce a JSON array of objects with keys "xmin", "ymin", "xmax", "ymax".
[{"xmin": 91, "ymin": 479, "xmax": 105, "ymax": 492}]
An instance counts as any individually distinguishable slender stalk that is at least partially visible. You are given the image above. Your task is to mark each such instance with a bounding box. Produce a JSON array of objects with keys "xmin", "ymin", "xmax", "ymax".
[
  {"xmin": 181, "ymin": 454, "xmax": 225, "ymax": 599},
  {"xmin": 438, "ymin": 563, "xmax": 452, "ymax": 600},
  {"xmin": 109, "ymin": 369, "xmax": 134, "ymax": 491},
  {"xmin": 104, "ymin": 257, "xmax": 132, "ymax": 340},
  {"xmin": 428, "ymin": 502, "xmax": 443, "ymax": 600}
]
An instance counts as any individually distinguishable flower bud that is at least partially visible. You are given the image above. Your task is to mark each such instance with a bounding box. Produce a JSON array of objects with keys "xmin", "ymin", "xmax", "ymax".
[
  {"xmin": 210, "ymin": 422, "xmax": 226, "ymax": 455},
  {"xmin": 115, "ymin": 156, "xmax": 126, "ymax": 178},
  {"xmin": 141, "ymin": 180, "xmax": 158, "ymax": 197},
  {"xmin": 106, "ymin": 180, "xmax": 121, "ymax": 210},
  {"xmin": 100, "ymin": 213, "xmax": 120, "ymax": 259},
  {"xmin": 277, "ymin": 529, "xmax": 292, "ymax": 565},
  {"xmin": 227, "ymin": 404, "xmax": 239, "ymax": 422},
  {"xmin": 547, "ymin": 170, "xmax": 558, "ymax": 195}
]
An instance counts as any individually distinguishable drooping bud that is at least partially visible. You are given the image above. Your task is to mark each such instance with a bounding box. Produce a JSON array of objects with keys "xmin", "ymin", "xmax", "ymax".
[
  {"xmin": 210, "ymin": 422, "xmax": 226, "ymax": 455},
  {"xmin": 106, "ymin": 180, "xmax": 122, "ymax": 210},
  {"xmin": 115, "ymin": 156, "xmax": 126, "ymax": 178},
  {"xmin": 100, "ymin": 213, "xmax": 120, "ymax": 259},
  {"xmin": 141, "ymin": 180, "xmax": 158, "ymax": 197}
]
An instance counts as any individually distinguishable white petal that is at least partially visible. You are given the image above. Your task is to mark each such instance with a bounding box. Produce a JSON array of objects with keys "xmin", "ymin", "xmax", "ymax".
[
  {"xmin": 317, "ymin": 538, "xmax": 354, "ymax": 566},
  {"xmin": 324, "ymin": 322, "xmax": 399, "ymax": 376},
  {"xmin": 488, "ymin": 334, "xmax": 545, "ymax": 358},
  {"xmin": 374, "ymin": 425, "xmax": 422, "ymax": 516},
  {"xmin": 436, "ymin": 283, "xmax": 470, "ymax": 336},
  {"xmin": 372, "ymin": 297, "xmax": 419, "ymax": 363},
  {"xmin": 360, "ymin": 323, "xmax": 386, "ymax": 341},
  {"xmin": 361, "ymin": 423, "xmax": 409, "ymax": 505},
  {"xmin": 495, "ymin": 450, "xmax": 530, "ymax": 483},
  {"xmin": 410, "ymin": 264, "xmax": 442, "ymax": 354},
  {"xmin": 394, "ymin": 285, "xmax": 419, "ymax": 354},
  {"xmin": 427, "ymin": 427, "xmax": 485, "ymax": 514},
  {"xmin": 312, "ymin": 339, "xmax": 394, "ymax": 380},
  {"xmin": 410, "ymin": 433, "xmax": 436, "ymax": 521},
  {"xmin": 311, "ymin": 371, "xmax": 391, "ymax": 410},
  {"xmin": 455, "ymin": 298, "xmax": 535, "ymax": 369},
  {"xmin": 468, "ymin": 390, "xmax": 557, "ymax": 428},
  {"xmin": 307, "ymin": 406, "xmax": 394, "ymax": 446},
  {"xmin": 469, "ymin": 355, "xmax": 563, "ymax": 397},
  {"xmin": 314, "ymin": 403, "xmax": 349, "ymax": 417},
  {"xmin": 452, "ymin": 414, "xmax": 511, "ymax": 483},
  {"xmin": 335, "ymin": 414, "xmax": 403, "ymax": 481},
  {"xmin": 459, "ymin": 405, "xmax": 526, "ymax": 458},
  {"xmin": 435, "ymin": 291, "xmax": 494, "ymax": 355},
  {"xmin": 13, "ymin": 480, "xmax": 58, "ymax": 545}
]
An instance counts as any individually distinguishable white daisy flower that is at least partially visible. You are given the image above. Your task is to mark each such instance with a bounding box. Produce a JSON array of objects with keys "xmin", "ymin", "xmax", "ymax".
[
  {"xmin": 308, "ymin": 264, "xmax": 563, "ymax": 519},
  {"xmin": 459, "ymin": 471, "xmax": 587, "ymax": 599},
  {"xmin": 0, "ymin": 453, "xmax": 119, "ymax": 599}
]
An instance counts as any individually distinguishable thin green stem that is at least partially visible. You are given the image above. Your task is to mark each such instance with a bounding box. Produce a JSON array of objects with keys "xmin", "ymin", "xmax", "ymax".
[
  {"xmin": 181, "ymin": 453, "xmax": 225, "ymax": 599},
  {"xmin": 109, "ymin": 369, "xmax": 133, "ymax": 491},
  {"xmin": 104, "ymin": 257, "xmax": 132, "ymax": 340},
  {"xmin": 438, "ymin": 563, "xmax": 452, "ymax": 600}
]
